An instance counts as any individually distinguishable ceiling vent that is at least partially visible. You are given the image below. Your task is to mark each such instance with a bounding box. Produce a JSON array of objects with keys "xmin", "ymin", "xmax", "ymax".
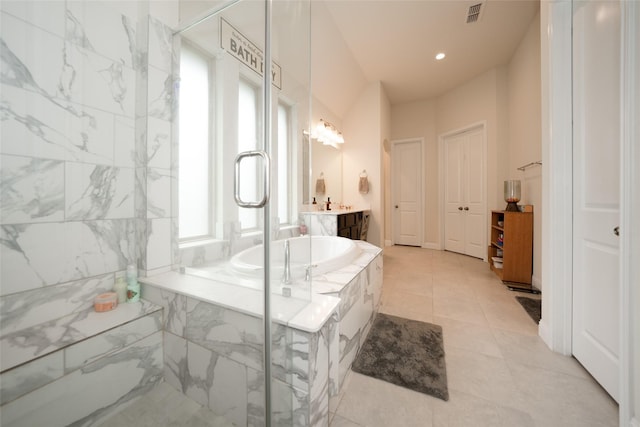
[{"xmin": 466, "ymin": 2, "xmax": 484, "ymax": 24}]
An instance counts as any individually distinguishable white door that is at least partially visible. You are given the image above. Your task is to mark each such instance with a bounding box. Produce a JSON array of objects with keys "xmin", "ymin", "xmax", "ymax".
[
  {"xmin": 443, "ymin": 127, "xmax": 485, "ymax": 259},
  {"xmin": 392, "ymin": 139, "xmax": 422, "ymax": 246},
  {"xmin": 572, "ymin": 0, "xmax": 620, "ymax": 401}
]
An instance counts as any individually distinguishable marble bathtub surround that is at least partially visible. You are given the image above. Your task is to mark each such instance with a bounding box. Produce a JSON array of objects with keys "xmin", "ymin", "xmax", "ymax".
[{"xmin": 141, "ymin": 240, "xmax": 382, "ymax": 425}]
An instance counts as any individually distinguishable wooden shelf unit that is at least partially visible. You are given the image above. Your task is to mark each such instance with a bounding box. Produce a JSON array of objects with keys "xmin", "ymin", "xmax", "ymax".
[{"xmin": 488, "ymin": 209, "xmax": 533, "ymax": 287}]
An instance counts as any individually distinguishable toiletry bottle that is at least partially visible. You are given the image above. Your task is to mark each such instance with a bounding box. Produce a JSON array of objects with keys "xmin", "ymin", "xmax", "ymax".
[
  {"xmin": 113, "ymin": 276, "xmax": 127, "ymax": 304},
  {"xmin": 312, "ymin": 197, "xmax": 317, "ymax": 205},
  {"xmin": 126, "ymin": 264, "xmax": 140, "ymax": 303},
  {"xmin": 326, "ymin": 197, "xmax": 331, "ymax": 211}
]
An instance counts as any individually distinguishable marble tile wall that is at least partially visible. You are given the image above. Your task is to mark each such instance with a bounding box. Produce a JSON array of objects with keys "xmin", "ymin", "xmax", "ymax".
[
  {"xmin": 0, "ymin": 0, "xmax": 177, "ymax": 300},
  {"xmin": 300, "ymin": 213, "xmax": 338, "ymax": 237},
  {"xmin": 0, "ymin": 1, "xmax": 176, "ymax": 423}
]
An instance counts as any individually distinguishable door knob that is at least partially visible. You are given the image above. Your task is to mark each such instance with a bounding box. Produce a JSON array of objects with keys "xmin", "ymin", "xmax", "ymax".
[
  {"xmin": 395, "ymin": 205, "xmax": 399, "ymax": 209},
  {"xmin": 614, "ymin": 226, "xmax": 620, "ymax": 236},
  {"xmin": 458, "ymin": 206, "xmax": 463, "ymax": 211},
  {"xmin": 464, "ymin": 207, "xmax": 469, "ymax": 211}
]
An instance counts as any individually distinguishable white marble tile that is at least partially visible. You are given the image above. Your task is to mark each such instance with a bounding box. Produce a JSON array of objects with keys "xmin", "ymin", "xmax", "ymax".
[
  {"xmin": 1, "ymin": 1, "xmax": 66, "ymax": 38},
  {"xmin": 65, "ymin": 1, "xmax": 137, "ymax": 69},
  {"xmin": 309, "ymin": 326, "xmax": 330, "ymax": 426},
  {"xmin": 141, "ymin": 285, "xmax": 186, "ymax": 336},
  {"xmin": 147, "ymin": 168, "xmax": 172, "ymax": 218},
  {"xmin": 0, "ymin": 331, "xmax": 163, "ymax": 427},
  {"xmin": 148, "ymin": 16, "xmax": 175, "ymax": 73},
  {"xmin": 147, "ymin": 116, "xmax": 172, "ymax": 169},
  {"xmin": 1, "ymin": 219, "xmax": 137, "ymax": 292},
  {"xmin": 1, "ymin": 85, "xmax": 116, "ymax": 164},
  {"xmin": 1, "ymin": 301, "xmax": 160, "ymax": 371},
  {"xmin": 246, "ymin": 367, "xmax": 265, "ymax": 427},
  {"xmin": 0, "ymin": 154, "xmax": 65, "ymax": 224},
  {"xmin": 65, "ymin": 163, "xmax": 134, "ymax": 220},
  {"xmin": 147, "ymin": 66, "xmax": 175, "ymax": 121},
  {"xmin": 289, "ymin": 329, "xmax": 311, "ymax": 392},
  {"xmin": 185, "ymin": 298, "xmax": 263, "ymax": 372},
  {"xmin": 1, "ymin": 11, "xmax": 66, "ymax": 98},
  {"xmin": 207, "ymin": 351, "xmax": 248, "ymax": 426},
  {"xmin": 163, "ymin": 331, "xmax": 187, "ymax": 392},
  {"xmin": 114, "ymin": 115, "xmax": 136, "ymax": 167},
  {"xmin": 62, "ymin": 41, "xmax": 136, "ymax": 116},
  {"xmin": 65, "ymin": 310, "xmax": 162, "ymax": 372},
  {"xmin": 184, "ymin": 340, "xmax": 214, "ymax": 406},
  {"xmin": 0, "ymin": 273, "xmax": 114, "ymax": 336},
  {"xmin": 147, "ymin": 217, "xmax": 172, "ymax": 270},
  {"xmin": 0, "ymin": 350, "xmax": 63, "ymax": 405}
]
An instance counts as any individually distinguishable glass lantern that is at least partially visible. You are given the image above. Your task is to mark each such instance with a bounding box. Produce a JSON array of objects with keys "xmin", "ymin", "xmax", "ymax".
[{"xmin": 504, "ymin": 180, "xmax": 521, "ymax": 212}]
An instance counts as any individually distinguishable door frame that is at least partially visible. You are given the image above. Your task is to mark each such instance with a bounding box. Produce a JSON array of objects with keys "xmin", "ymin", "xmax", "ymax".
[
  {"xmin": 543, "ymin": 1, "xmax": 638, "ymax": 423},
  {"xmin": 437, "ymin": 121, "xmax": 487, "ymax": 260},
  {"xmin": 390, "ymin": 137, "xmax": 425, "ymax": 247}
]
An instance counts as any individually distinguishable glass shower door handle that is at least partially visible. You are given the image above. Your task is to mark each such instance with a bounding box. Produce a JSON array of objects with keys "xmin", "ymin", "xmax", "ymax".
[{"xmin": 234, "ymin": 150, "xmax": 271, "ymax": 208}]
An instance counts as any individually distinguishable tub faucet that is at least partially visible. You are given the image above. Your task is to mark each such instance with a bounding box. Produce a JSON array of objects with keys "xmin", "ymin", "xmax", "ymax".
[
  {"xmin": 304, "ymin": 264, "xmax": 317, "ymax": 281},
  {"xmin": 282, "ymin": 239, "xmax": 292, "ymax": 286}
]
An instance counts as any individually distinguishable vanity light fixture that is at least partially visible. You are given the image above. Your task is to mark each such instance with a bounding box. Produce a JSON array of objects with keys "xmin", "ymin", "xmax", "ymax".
[
  {"xmin": 435, "ymin": 52, "xmax": 446, "ymax": 60},
  {"xmin": 313, "ymin": 119, "xmax": 344, "ymax": 149}
]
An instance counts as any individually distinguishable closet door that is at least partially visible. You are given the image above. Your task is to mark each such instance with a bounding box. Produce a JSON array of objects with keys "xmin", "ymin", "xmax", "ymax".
[
  {"xmin": 572, "ymin": 0, "xmax": 621, "ymax": 401},
  {"xmin": 443, "ymin": 126, "xmax": 485, "ymax": 259}
]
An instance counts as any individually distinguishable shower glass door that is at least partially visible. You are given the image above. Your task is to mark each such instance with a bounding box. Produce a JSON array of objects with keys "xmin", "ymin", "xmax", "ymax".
[{"xmin": 175, "ymin": 0, "xmax": 311, "ymax": 424}]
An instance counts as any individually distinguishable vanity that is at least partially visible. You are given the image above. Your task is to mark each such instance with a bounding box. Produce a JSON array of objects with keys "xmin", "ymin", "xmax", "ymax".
[{"xmin": 300, "ymin": 209, "xmax": 369, "ymax": 240}]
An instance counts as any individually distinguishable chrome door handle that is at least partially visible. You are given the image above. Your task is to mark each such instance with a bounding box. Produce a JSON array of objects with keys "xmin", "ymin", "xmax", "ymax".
[
  {"xmin": 464, "ymin": 207, "xmax": 469, "ymax": 211},
  {"xmin": 458, "ymin": 206, "xmax": 463, "ymax": 210},
  {"xmin": 614, "ymin": 226, "xmax": 620, "ymax": 236},
  {"xmin": 234, "ymin": 150, "xmax": 270, "ymax": 208}
]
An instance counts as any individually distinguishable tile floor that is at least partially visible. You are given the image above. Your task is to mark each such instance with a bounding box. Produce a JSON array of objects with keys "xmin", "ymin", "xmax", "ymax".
[
  {"xmin": 329, "ymin": 245, "xmax": 618, "ymax": 427},
  {"xmin": 101, "ymin": 245, "xmax": 618, "ymax": 426}
]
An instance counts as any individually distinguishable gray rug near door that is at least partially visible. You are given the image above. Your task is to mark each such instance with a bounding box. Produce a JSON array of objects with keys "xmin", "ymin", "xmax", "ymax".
[
  {"xmin": 351, "ymin": 313, "xmax": 449, "ymax": 401},
  {"xmin": 516, "ymin": 296, "xmax": 541, "ymax": 324}
]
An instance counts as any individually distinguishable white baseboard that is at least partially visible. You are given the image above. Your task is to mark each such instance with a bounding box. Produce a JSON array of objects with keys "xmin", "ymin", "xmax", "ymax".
[
  {"xmin": 421, "ymin": 242, "xmax": 439, "ymax": 250},
  {"xmin": 532, "ymin": 274, "xmax": 542, "ymax": 292},
  {"xmin": 384, "ymin": 239, "xmax": 393, "ymax": 247},
  {"xmin": 538, "ymin": 319, "xmax": 553, "ymax": 350}
]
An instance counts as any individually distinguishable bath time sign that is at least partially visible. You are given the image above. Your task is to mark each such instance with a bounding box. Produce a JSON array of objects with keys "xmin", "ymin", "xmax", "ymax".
[{"xmin": 220, "ymin": 18, "xmax": 282, "ymax": 89}]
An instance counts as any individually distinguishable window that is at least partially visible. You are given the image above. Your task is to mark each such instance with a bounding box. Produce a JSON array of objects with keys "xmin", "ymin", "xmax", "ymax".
[
  {"xmin": 277, "ymin": 102, "xmax": 292, "ymax": 224},
  {"xmin": 237, "ymin": 78, "xmax": 260, "ymax": 230},
  {"xmin": 179, "ymin": 45, "xmax": 211, "ymax": 240}
]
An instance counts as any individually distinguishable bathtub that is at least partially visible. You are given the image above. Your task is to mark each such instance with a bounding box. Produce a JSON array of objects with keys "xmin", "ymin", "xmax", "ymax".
[{"xmin": 229, "ymin": 235, "xmax": 361, "ymax": 280}]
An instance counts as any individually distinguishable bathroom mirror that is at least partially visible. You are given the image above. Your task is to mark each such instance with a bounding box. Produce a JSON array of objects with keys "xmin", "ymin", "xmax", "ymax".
[{"xmin": 303, "ymin": 134, "xmax": 343, "ymax": 205}]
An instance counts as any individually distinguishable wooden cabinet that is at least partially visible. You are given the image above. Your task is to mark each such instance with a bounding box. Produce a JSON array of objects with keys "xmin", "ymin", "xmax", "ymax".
[
  {"xmin": 488, "ymin": 209, "xmax": 533, "ymax": 288},
  {"xmin": 337, "ymin": 211, "xmax": 363, "ymax": 240}
]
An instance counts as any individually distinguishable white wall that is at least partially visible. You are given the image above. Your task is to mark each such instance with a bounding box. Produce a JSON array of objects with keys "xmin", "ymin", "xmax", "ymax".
[
  {"xmin": 389, "ymin": 99, "xmax": 437, "ymax": 245},
  {"xmin": 342, "ymin": 81, "xmax": 389, "ymax": 247},
  {"xmin": 507, "ymin": 11, "xmax": 542, "ymax": 286},
  {"xmin": 388, "ymin": 18, "xmax": 540, "ymax": 257},
  {"xmin": 390, "ymin": 67, "xmax": 509, "ymax": 248}
]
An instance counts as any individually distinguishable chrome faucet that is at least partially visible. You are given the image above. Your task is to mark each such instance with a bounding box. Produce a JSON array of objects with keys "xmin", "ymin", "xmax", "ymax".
[
  {"xmin": 304, "ymin": 264, "xmax": 316, "ymax": 281},
  {"xmin": 282, "ymin": 239, "xmax": 292, "ymax": 286}
]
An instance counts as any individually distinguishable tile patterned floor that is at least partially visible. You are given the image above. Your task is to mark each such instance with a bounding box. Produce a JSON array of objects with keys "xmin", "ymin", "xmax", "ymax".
[
  {"xmin": 329, "ymin": 246, "xmax": 618, "ymax": 427},
  {"xmin": 101, "ymin": 245, "xmax": 618, "ymax": 426}
]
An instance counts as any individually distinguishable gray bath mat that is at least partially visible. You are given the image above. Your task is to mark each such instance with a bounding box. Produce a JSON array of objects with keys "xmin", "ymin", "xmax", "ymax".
[
  {"xmin": 352, "ymin": 313, "xmax": 449, "ymax": 401},
  {"xmin": 516, "ymin": 297, "xmax": 542, "ymax": 323},
  {"xmin": 516, "ymin": 296, "xmax": 541, "ymax": 324}
]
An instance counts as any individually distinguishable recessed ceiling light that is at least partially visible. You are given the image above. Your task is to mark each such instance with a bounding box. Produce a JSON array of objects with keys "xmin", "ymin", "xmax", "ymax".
[{"xmin": 435, "ymin": 52, "xmax": 446, "ymax": 61}]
